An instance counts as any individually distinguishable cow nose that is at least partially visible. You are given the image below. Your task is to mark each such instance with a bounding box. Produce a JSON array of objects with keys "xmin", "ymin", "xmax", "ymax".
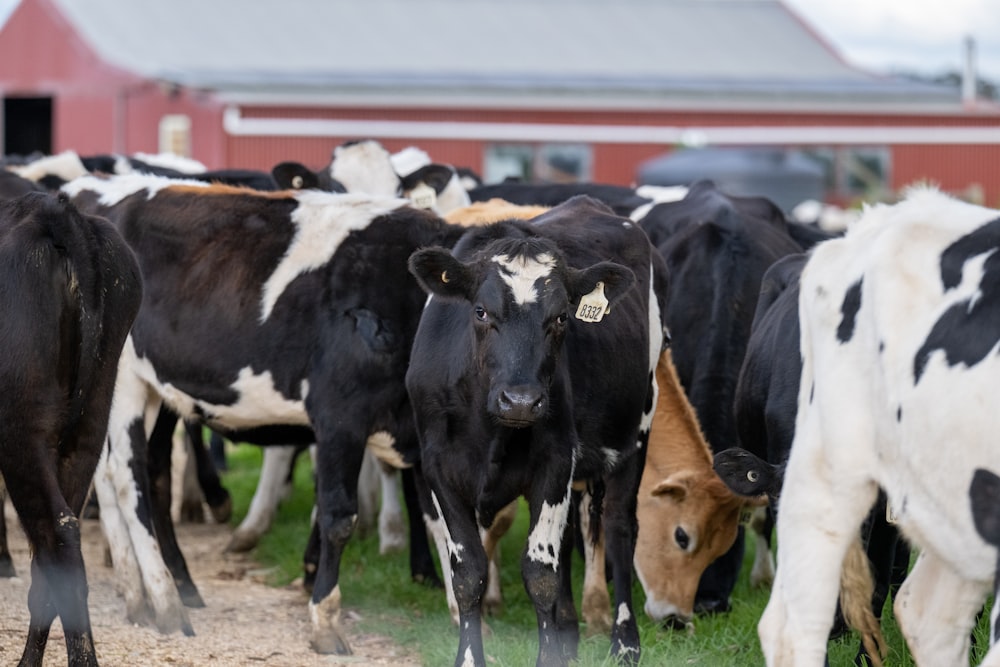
[{"xmin": 496, "ymin": 386, "xmax": 546, "ymax": 424}]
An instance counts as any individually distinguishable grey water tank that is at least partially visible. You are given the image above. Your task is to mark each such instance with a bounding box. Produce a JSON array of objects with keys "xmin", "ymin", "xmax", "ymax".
[{"xmin": 636, "ymin": 147, "xmax": 825, "ymax": 214}]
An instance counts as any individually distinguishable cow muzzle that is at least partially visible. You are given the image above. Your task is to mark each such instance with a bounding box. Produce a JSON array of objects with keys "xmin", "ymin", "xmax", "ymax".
[{"xmin": 492, "ymin": 385, "xmax": 547, "ymax": 427}]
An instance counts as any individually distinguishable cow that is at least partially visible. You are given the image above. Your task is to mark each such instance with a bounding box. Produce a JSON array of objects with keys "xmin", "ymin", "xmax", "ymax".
[
  {"xmin": 61, "ymin": 172, "xmax": 465, "ymax": 653},
  {"xmin": 0, "ymin": 191, "xmax": 142, "ymax": 666},
  {"xmin": 638, "ymin": 180, "xmax": 806, "ymax": 614},
  {"xmin": 405, "ymin": 195, "xmax": 664, "ymax": 666},
  {"xmin": 758, "ymin": 188, "xmax": 1000, "ymax": 667},
  {"xmin": 718, "ymin": 251, "xmax": 910, "ymax": 665},
  {"xmin": 467, "ymin": 181, "xmax": 657, "ymax": 219}
]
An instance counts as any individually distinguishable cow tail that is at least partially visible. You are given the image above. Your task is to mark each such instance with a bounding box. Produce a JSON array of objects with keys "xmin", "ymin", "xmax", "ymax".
[{"xmin": 838, "ymin": 534, "xmax": 886, "ymax": 667}]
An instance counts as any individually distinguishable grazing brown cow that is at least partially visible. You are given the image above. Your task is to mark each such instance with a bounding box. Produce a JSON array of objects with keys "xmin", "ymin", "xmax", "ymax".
[{"xmin": 631, "ymin": 349, "xmax": 765, "ymax": 628}]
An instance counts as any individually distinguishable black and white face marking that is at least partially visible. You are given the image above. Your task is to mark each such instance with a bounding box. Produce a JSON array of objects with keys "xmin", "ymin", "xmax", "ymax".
[{"xmin": 491, "ymin": 251, "xmax": 557, "ymax": 306}]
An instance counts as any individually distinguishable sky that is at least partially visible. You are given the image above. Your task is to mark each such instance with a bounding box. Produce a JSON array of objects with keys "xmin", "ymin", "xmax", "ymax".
[
  {"xmin": 783, "ymin": 0, "xmax": 1000, "ymax": 83},
  {"xmin": 0, "ymin": 0, "xmax": 998, "ymax": 83}
]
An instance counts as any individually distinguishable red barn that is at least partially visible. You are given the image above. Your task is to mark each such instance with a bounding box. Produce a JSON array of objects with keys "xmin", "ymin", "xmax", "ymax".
[{"xmin": 2, "ymin": 0, "xmax": 999, "ymax": 205}]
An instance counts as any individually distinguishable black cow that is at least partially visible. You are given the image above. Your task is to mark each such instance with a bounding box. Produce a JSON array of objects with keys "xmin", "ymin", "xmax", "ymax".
[
  {"xmin": 637, "ymin": 180, "xmax": 805, "ymax": 614},
  {"xmin": 468, "ymin": 181, "xmax": 655, "ymax": 218},
  {"xmin": 406, "ymin": 195, "xmax": 664, "ymax": 667},
  {"xmin": 716, "ymin": 252, "xmax": 908, "ymax": 666},
  {"xmin": 62, "ymin": 173, "xmax": 463, "ymax": 653},
  {"xmin": 0, "ymin": 192, "xmax": 142, "ymax": 666}
]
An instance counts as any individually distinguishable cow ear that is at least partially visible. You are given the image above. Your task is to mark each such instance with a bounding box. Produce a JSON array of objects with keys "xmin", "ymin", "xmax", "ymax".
[
  {"xmin": 400, "ymin": 164, "xmax": 455, "ymax": 195},
  {"xmin": 408, "ymin": 247, "xmax": 475, "ymax": 300},
  {"xmin": 569, "ymin": 261, "xmax": 635, "ymax": 309},
  {"xmin": 272, "ymin": 162, "xmax": 319, "ymax": 190},
  {"xmin": 651, "ymin": 472, "xmax": 694, "ymax": 501}
]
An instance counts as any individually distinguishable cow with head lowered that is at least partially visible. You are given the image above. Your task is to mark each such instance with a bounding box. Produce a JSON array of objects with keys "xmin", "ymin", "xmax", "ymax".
[
  {"xmin": 759, "ymin": 188, "xmax": 1000, "ymax": 666},
  {"xmin": 405, "ymin": 195, "xmax": 664, "ymax": 667},
  {"xmin": 62, "ymin": 172, "xmax": 464, "ymax": 654}
]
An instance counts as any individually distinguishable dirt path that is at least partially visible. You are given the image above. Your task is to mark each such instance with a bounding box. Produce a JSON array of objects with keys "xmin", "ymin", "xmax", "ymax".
[{"xmin": 0, "ymin": 502, "xmax": 421, "ymax": 666}]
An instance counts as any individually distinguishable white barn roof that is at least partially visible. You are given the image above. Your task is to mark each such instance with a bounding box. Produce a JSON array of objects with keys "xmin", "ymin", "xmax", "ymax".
[{"xmin": 50, "ymin": 0, "xmax": 957, "ymax": 108}]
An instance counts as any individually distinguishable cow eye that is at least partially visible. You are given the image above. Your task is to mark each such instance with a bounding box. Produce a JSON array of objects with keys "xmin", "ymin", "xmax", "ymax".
[
  {"xmin": 674, "ymin": 526, "xmax": 690, "ymax": 550},
  {"xmin": 474, "ymin": 306, "xmax": 488, "ymax": 322},
  {"xmin": 747, "ymin": 470, "xmax": 759, "ymax": 483},
  {"xmin": 556, "ymin": 312, "xmax": 568, "ymax": 325}
]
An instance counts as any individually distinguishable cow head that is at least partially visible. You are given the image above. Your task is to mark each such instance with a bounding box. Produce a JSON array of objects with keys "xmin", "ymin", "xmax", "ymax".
[
  {"xmin": 635, "ymin": 468, "xmax": 757, "ymax": 627},
  {"xmin": 409, "ymin": 232, "xmax": 634, "ymax": 427}
]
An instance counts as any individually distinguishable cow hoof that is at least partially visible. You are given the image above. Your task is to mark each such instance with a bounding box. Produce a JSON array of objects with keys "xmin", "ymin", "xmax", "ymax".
[
  {"xmin": 209, "ymin": 496, "xmax": 233, "ymax": 524},
  {"xmin": 583, "ymin": 613, "xmax": 612, "ymax": 637},
  {"xmin": 178, "ymin": 582, "xmax": 206, "ymax": 608},
  {"xmin": 153, "ymin": 605, "xmax": 194, "ymax": 637},
  {"xmin": 310, "ymin": 632, "xmax": 351, "ymax": 655},
  {"xmin": 483, "ymin": 595, "xmax": 503, "ymax": 618},
  {"xmin": 225, "ymin": 530, "xmax": 260, "ymax": 553},
  {"xmin": 0, "ymin": 555, "xmax": 15, "ymax": 578}
]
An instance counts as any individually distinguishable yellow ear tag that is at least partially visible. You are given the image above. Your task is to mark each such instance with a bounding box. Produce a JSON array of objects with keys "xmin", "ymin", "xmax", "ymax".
[
  {"xmin": 575, "ymin": 281, "xmax": 610, "ymax": 323},
  {"xmin": 409, "ymin": 182, "xmax": 437, "ymax": 210}
]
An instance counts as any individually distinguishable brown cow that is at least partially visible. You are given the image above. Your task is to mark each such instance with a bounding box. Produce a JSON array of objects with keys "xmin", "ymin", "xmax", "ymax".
[{"xmin": 630, "ymin": 349, "xmax": 765, "ymax": 628}]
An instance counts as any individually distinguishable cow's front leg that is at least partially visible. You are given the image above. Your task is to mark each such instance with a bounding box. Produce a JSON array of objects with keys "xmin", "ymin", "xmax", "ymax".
[
  {"xmin": 523, "ymin": 466, "xmax": 577, "ymax": 667},
  {"xmin": 308, "ymin": 429, "xmax": 366, "ymax": 655}
]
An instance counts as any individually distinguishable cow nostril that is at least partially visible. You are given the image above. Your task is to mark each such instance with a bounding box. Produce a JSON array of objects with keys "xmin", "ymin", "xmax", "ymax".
[{"xmin": 662, "ymin": 615, "xmax": 694, "ymax": 632}]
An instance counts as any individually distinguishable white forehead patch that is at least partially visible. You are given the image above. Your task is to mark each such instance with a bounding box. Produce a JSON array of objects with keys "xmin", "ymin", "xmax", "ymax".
[
  {"xmin": 260, "ymin": 191, "xmax": 407, "ymax": 321},
  {"xmin": 492, "ymin": 252, "xmax": 557, "ymax": 306},
  {"xmin": 330, "ymin": 140, "xmax": 401, "ymax": 196}
]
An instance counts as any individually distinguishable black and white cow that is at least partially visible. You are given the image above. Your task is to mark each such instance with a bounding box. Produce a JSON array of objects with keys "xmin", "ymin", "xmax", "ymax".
[
  {"xmin": 969, "ymin": 468, "xmax": 1000, "ymax": 648},
  {"xmin": 759, "ymin": 188, "xmax": 1000, "ymax": 666},
  {"xmin": 716, "ymin": 252, "xmax": 909, "ymax": 665},
  {"xmin": 638, "ymin": 180, "xmax": 806, "ymax": 613},
  {"xmin": 406, "ymin": 195, "xmax": 664, "ymax": 666},
  {"xmin": 467, "ymin": 180, "xmax": 682, "ymax": 220},
  {"xmin": 0, "ymin": 191, "xmax": 142, "ymax": 666},
  {"xmin": 62, "ymin": 172, "xmax": 464, "ymax": 653}
]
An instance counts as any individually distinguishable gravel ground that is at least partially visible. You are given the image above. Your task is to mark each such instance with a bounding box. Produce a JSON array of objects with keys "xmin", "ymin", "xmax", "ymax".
[{"xmin": 0, "ymin": 501, "xmax": 421, "ymax": 666}]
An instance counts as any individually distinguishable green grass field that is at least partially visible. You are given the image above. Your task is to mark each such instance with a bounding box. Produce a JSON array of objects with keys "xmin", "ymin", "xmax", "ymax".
[{"xmin": 221, "ymin": 444, "xmax": 992, "ymax": 666}]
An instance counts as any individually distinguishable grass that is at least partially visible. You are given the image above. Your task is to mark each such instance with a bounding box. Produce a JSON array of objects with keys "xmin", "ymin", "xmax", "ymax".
[{"xmin": 220, "ymin": 444, "xmax": 993, "ymax": 666}]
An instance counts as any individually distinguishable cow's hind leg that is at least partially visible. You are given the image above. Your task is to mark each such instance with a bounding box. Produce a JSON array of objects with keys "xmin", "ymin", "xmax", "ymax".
[
  {"xmin": 308, "ymin": 429, "xmax": 367, "ymax": 655},
  {"xmin": 758, "ymin": 439, "xmax": 878, "ymax": 667},
  {"xmin": 603, "ymin": 461, "xmax": 643, "ymax": 665},
  {"xmin": 6, "ymin": 467, "xmax": 96, "ymax": 666},
  {"xmin": 227, "ymin": 445, "xmax": 298, "ymax": 553},
  {"xmin": 893, "ymin": 550, "xmax": 984, "ymax": 666}
]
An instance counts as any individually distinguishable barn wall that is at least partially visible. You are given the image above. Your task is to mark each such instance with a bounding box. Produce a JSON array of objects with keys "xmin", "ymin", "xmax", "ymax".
[{"xmin": 226, "ymin": 103, "xmax": 1000, "ymax": 203}]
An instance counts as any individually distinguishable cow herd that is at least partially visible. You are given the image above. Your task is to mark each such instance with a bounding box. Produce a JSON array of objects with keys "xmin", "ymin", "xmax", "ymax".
[{"xmin": 0, "ymin": 141, "xmax": 998, "ymax": 667}]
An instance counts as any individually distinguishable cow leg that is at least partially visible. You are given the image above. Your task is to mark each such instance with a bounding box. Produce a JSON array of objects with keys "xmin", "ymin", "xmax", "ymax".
[
  {"xmin": 482, "ymin": 499, "xmax": 517, "ymax": 617},
  {"xmin": 893, "ymin": 550, "xmax": 985, "ymax": 666},
  {"xmin": 355, "ymin": 448, "xmax": 380, "ymax": 536},
  {"xmin": 377, "ymin": 462, "xmax": 406, "ymax": 554},
  {"xmin": 758, "ymin": 431, "xmax": 877, "ymax": 666},
  {"xmin": 184, "ymin": 424, "xmax": 232, "ymax": 524},
  {"xmin": 749, "ymin": 504, "xmax": 775, "ymax": 588},
  {"xmin": 176, "ymin": 432, "xmax": 205, "ymax": 523},
  {"xmin": 308, "ymin": 428, "xmax": 368, "ymax": 655},
  {"xmin": 146, "ymin": 406, "xmax": 204, "ymax": 607},
  {"xmin": 0, "ymin": 481, "xmax": 15, "ymax": 578},
  {"xmin": 227, "ymin": 445, "xmax": 298, "ymax": 553},
  {"xmin": 98, "ymin": 367, "xmax": 192, "ymax": 635},
  {"xmin": 430, "ymin": 482, "xmax": 490, "ymax": 667},
  {"xmin": 523, "ymin": 467, "xmax": 577, "ymax": 667},
  {"xmin": 603, "ymin": 462, "xmax": 643, "ymax": 666},
  {"xmin": 402, "ymin": 466, "xmax": 442, "ymax": 587},
  {"xmin": 6, "ymin": 445, "xmax": 100, "ymax": 667},
  {"xmin": 578, "ymin": 489, "xmax": 612, "ymax": 635}
]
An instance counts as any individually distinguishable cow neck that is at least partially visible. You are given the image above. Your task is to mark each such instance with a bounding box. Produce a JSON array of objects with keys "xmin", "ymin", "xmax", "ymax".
[{"xmin": 649, "ymin": 349, "xmax": 713, "ymax": 471}]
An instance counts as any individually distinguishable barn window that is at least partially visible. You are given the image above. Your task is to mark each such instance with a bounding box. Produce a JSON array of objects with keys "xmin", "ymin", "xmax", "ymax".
[
  {"xmin": 484, "ymin": 143, "xmax": 592, "ymax": 184},
  {"xmin": 158, "ymin": 114, "xmax": 192, "ymax": 157}
]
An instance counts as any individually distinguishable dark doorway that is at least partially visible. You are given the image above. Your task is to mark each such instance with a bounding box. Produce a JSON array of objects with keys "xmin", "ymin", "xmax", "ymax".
[{"xmin": 4, "ymin": 96, "xmax": 53, "ymax": 157}]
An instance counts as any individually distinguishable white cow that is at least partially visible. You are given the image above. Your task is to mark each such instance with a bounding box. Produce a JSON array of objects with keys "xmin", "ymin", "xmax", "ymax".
[{"xmin": 760, "ymin": 187, "xmax": 1000, "ymax": 666}]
